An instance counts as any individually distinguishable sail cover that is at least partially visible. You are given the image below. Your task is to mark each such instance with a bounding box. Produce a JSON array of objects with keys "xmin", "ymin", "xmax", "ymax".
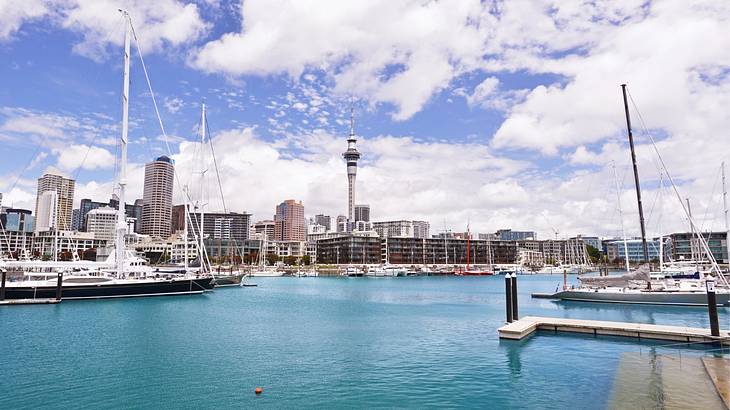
[{"xmin": 578, "ymin": 264, "xmax": 651, "ymax": 287}]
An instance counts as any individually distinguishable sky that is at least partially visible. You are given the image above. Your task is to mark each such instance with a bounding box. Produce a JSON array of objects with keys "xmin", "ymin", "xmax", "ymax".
[{"xmin": 1, "ymin": 0, "xmax": 729, "ymax": 239}]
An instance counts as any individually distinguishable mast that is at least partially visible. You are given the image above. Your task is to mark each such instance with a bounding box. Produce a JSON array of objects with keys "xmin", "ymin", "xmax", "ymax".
[
  {"xmin": 183, "ymin": 185, "xmax": 189, "ymax": 271},
  {"xmin": 466, "ymin": 226, "xmax": 470, "ymax": 270},
  {"xmin": 686, "ymin": 198, "xmax": 696, "ymax": 262},
  {"xmin": 199, "ymin": 103, "xmax": 207, "ymax": 273},
  {"xmin": 658, "ymin": 173, "xmax": 664, "ymax": 269},
  {"xmin": 621, "ymin": 84, "xmax": 649, "ymax": 263},
  {"xmin": 722, "ymin": 161, "xmax": 730, "ymax": 271},
  {"xmin": 612, "ymin": 161, "xmax": 630, "ymax": 272},
  {"xmin": 116, "ymin": 10, "xmax": 131, "ymax": 278}
]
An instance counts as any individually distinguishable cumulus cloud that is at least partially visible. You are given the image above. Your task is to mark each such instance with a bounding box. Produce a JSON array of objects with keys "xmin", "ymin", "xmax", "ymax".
[
  {"xmin": 192, "ymin": 0, "xmax": 488, "ymax": 120},
  {"xmin": 55, "ymin": 144, "xmax": 116, "ymax": 171},
  {"xmin": 0, "ymin": 0, "xmax": 48, "ymax": 41}
]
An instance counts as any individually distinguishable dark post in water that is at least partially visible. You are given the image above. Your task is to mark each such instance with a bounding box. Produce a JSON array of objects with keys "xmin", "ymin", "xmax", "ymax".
[
  {"xmin": 511, "ymin": 273, "xmax": 519, "ymax": 321},
  {"xmin": 0, "ymin": 270, "xmax": 6, "ymax": 301},
  {"xmin": 706, "ymin": 278, "xmax": 720, "ymax": 337},
  {"xmin": 56, "ymin": 272, "xmax": 63, "ymax": 301},
  {"xmin": 505, "ymin": 274, "xmax": 513, "ymax": 323}
]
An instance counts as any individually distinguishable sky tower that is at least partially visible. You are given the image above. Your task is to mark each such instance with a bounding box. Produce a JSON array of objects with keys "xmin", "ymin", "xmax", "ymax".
[{"xmin": 342, "ymin": 106, "xmax": 361, "ymax": 226}]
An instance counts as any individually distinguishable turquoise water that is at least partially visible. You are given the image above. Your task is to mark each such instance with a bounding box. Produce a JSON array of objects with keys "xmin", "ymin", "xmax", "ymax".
[{"xmin": 1, "ymin": 275, "xmax": 728, "ymax": 409}]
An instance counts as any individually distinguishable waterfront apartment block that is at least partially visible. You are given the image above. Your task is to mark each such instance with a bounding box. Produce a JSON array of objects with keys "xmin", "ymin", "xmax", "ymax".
[
  {"xmin": 315, "ymin": 235, "xmax": 592, "ymax": 266},
  {"xmin": 35, "ymin": 173, "xmax": 75, "ymax": 232},
  {"xmin": 141, "ymin": 156, "xmax": 174, "ymax": 238},
  {"xmin": 274, "ymin": 199, "xmax": 305, "ymax": 241},
  {"xmin": 605, "ymin": 238, "xmax": 662, "ymax": 262},
  {"xmin": 666, "ymin": 231, "xmax": 728, "ymax": 264},
  {"xmin": 496, "ymin": 229, "xmax": 536, "ymax": 241},
  {"xmin": 372, "ymin": 220, "xmax": 430, "ymax": 239}
]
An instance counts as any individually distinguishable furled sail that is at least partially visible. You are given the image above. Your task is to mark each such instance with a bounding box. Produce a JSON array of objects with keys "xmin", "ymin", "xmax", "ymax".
[{"xmin": 578, "ymin": 264, "xmax": 651, "ymax": 287}]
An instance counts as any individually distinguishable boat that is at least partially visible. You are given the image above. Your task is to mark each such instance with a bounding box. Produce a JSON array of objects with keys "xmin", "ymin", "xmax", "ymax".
[
  {"xmin": 549, "ymin": 84, "xmax": 730, "ymax": 306},
  {"xmin": 552, "ymin": 265, "xmax": 730, "ymax": 306},
  {"xmin": 459, "ymin": 226, "xmax": 494, "ymax": 276},
  {"xmin": 0, "ymin": 12, "xmax": 217, "ymax": 301}
]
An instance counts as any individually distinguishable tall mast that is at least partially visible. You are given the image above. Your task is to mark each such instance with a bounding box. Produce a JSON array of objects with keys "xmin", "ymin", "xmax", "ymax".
[
  {"xmin": 621, "ymin": 84, "xmax": 649, "ymax": 263},
  {"xmin": 612, "ymin": 162, "xmax": 630, "ymax": 272},
  {"xmin": 658, "ymin": 173, "xmax": 664, "ymax": 269},
  {"xmin": 183, "ymin": 185, "xmax": 189, "ymax": 271},
  {"xmin": 722, "ymin": 161, "xmax": 730, "ymax": 270},
  {"xmin": 199, "ymin": 103, "xmax": 207, "ymax": 273},
  {"xmin": 686, "ymin": 198, "xmax": 695, "ymax": 262},
  {"xmin": 116, "ymin": 10, "xmax": 131, "ymax": 278}
]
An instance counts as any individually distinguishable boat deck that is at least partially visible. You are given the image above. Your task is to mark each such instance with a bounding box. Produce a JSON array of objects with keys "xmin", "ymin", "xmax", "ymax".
[
  {"xmin": 0, "ymin": 298, "xmax": 60, "ymax": 305},
  {"xmin": 498, "ymin": 315, "xmax": 730, "ymax": 343}
]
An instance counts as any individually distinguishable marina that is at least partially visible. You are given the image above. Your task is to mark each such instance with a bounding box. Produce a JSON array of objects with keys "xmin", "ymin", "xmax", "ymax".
[{"xmin": 2, "ymin": 275, "xmax": 729, "ymax": 408}]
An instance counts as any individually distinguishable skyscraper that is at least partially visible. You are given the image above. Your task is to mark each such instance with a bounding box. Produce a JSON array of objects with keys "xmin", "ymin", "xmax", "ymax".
[
  {"xmin": 342, "ymin": 107, "xmax": 361, "ymax": 225},
  {"xmin": 35, "ymin": 173, "xmax": 75, "ymax": 231},
  {"xmin": 141, "ymin": 156, "xmax": 174, "ymax": 238},
  {"xmin": 314, "ymin": 214, "xmax": 332, "ymax": 231},
  {"xmin": 354, "ymin": 204, "xmax": 370, "ymax": 222},
  {"xmin": 274, "ymin": 199, "xmax": 305, "ymax": 241}
]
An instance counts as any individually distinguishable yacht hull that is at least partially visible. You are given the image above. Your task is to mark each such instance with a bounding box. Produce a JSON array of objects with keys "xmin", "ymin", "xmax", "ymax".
[
  {"xmin": 553, "ymin": 289, "xmax": 730, "ymax": 306},
  {"xmin": 2, "ymin": 278, "xmax": 214, "ymax": 300}
]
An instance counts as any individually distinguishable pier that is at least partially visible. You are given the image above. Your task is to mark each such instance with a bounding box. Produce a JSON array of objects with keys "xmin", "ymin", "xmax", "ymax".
[
  {"xmin": 0, "ymin": 298, "xmax": 60, "ymax": 306},
  {"xmin": 498, "ymin": 316, "xmax": 730, "ymax": 343}
]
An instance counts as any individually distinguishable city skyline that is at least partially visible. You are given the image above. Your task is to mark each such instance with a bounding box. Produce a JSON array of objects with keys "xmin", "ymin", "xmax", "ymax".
[{"xmin": 1, "ymin": 1, "xmax": 729, "ymax": 240}]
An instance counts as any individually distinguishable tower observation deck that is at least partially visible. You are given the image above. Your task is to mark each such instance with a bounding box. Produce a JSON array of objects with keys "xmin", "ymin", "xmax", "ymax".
[{"xmin": 342, "ymin": 108, "xmax": 361, "ymax": 225}]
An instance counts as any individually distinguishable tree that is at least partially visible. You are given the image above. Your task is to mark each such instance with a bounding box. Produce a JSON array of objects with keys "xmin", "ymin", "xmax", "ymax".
[
  {"xmin": 586, "ymin": 245, "xmax": 602, "ymax": 264},
  {"xmin": 283, "ymin": 256, "xmax": 297, "ymax": 266},
  {"xmin": 301, "ymin": 255, "xmax": 311, "ymax": 266},
  {"xmin": 266, "ymin": 253, "xmax": 279, "ymax": 266}
]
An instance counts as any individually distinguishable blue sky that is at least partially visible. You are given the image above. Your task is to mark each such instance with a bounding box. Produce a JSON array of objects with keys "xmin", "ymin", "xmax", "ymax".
[{"xmin": 1, "ymin": 0, "xmax": 729, "ymax": 238}]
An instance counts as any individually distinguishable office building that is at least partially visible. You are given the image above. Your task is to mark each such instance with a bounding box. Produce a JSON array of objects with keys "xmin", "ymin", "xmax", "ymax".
[
  {"xmin": 0, "ymin": 208, "xmax": 34, "ymax": 257},
  {"xmin": 354, "ymin": 204, "xmax": 370, "ymax": 222},
  {"xmin": 314, "ymin": 214, "xmax": 332, "ymax": 231},
  {"xmin": 140, "ymin": 156, "xmax": 174, "ymax": 238},
  {"xmin": 274, "ymin": 200, "xmax": 305, "ymax": 241},
  {"xmin": 253, "ymin": 220, "xmax": 276, "ymax": 241},
  {"xmin": 336, "ymin": 215, "xmax": 347, "ymax": 232},
  {"xmin": 605, "ymin": 238, "xmax": 661, "ymax": 262},
  {"xmin": 79, "ymin": 197, "xmax": 142, "ymax": 233},
  {"xmin": 85, "ymin": 206, "xmax": 117, "ymax": 242},
  {"xmin": 667, "ymin": 231, "xmax": 728, "ymax": 264},
  {"xmin": 188, "ymin": 211, "xmax": 251, "ymax": 242},
  {"xmin": 35, "ymin": 173, "xmax": 74, "ymax": 231}
]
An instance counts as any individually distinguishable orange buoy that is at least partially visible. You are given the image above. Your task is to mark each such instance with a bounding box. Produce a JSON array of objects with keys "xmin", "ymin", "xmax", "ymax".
[{"xmin": 255, "ymin": 387, "xmax": 263, "ymax": 395}]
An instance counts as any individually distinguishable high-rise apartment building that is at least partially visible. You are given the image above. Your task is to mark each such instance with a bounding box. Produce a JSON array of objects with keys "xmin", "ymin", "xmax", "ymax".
[
  {"xmin": 141, "ymin": 156, "xmax": 174, "ymax": 238},
  {"xmin": 354, "ymin": 204, "xmax": 370, "ymax": 222},
  {"xmin": 274, "ymin": 199, "xmax": 305, "ymax": 241},
  {"xmin": 35, "ymin": 173, "xmax": 75, "ymax": 231}
]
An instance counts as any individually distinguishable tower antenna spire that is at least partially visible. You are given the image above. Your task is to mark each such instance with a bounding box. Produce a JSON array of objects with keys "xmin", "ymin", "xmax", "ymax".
[{"xmin": 343, "ymin": 100, "xmax": 361, "ymax": 229}]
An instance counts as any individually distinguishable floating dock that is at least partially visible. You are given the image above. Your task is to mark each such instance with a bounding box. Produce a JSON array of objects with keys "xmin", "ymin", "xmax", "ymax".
[
  {"xmin": 0, "ymin": 298, "xmax": 60, "ymax": 306},
  {"xmin": 498, "ymin": 316, "xmax": 730, "ymax": 343}
]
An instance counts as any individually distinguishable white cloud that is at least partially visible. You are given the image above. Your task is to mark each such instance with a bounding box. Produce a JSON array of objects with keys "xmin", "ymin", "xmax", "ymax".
[
  {"xmin": 192, "ymin": 0, "xmax": 488, "ymax": 120},
  {"xmin": 55, "ymin": 144, "xmax": 116, "ymax": 171},
  {"xmin": 0, "ymin": 0, "xmax": 48, "ymax": 41},
  {"xmin": 164, "ymin": 97, "xmax": 184, "ymax": 114}
]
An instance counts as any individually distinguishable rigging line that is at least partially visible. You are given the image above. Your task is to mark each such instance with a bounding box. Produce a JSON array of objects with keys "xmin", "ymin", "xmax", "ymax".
[
  {"xmin": 626, "ymin": 88, "xmax": 727, "ymax": 282},
  {"xmin": 698, "ymin": 164, "xmax": 722, "ymax": 233}
]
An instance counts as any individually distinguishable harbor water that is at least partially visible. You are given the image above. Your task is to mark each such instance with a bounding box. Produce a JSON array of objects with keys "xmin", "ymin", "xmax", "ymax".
[{"xmin": 1, "ymin": 275, "xmax": 728, "ymax": 409}]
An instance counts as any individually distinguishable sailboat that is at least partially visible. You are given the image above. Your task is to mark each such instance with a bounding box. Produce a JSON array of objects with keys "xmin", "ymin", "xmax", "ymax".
[
  {"xmin": 459, "ymin": 226, "xmax": 494, "ymax": 276},
  {"xmin": 1, "ymin": 11, "xmax": 213, "ymax": 300},
  {"xmin": 551, "ymin": 84, "xmax": 730, "ymax": 306}
]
